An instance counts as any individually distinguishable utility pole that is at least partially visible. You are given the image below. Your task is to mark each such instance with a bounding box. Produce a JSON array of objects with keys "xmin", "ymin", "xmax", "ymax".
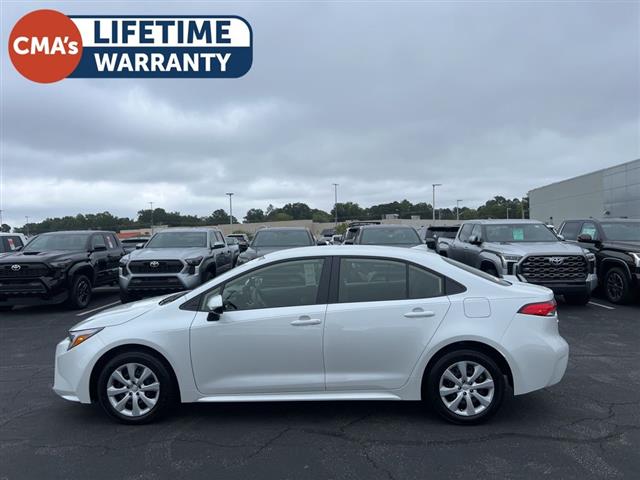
[
  {"xmin": 24, "ymin": 216, "xmax": 30, "ymax": 236},
  {"xmin": 332, "ymin": 183, "xmax": 339, "ymax": 226},
  {"xmin": 148, "ymin": 202, "xmax": 154, "ymax": 232},
  {"xmin": 456, "ymin": 200, "xmax": 462, "ymax": 221},
  {"xmin": 226, "ymin": 193, "xmax": 234, "ymax": 227},
  {"xmin": 432, "ymin": 184, "xmax": 442, "ymax": 223}
]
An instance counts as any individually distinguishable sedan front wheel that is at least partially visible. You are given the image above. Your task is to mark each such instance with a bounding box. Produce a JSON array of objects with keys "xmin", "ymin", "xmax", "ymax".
[{"xmin": 97, "ymin": 352, "xmax": 175, "ymax": 424}]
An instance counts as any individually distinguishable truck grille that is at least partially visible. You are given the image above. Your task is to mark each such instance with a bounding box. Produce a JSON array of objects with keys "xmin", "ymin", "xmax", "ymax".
[
  {"xmin": 129, "ymin": 276, "xmax": 183, "ymax": 290},
  {"xmin": 129, "ymin": 260, "xmax": 184, "ymax": 274},
  {"xmin": 0, "ymin": 263, "xmax": 50, "ymax": 278},
  {"xmin": 520, "ymin": 255, "xmax": 587, "ymax": 283}
]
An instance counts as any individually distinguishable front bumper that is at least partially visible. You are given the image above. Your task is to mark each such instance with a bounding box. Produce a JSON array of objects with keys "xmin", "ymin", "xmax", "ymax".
[
  {"xmin": 119, "ymin": 269, "xmax": 203, "ymax": 294},
  {"xmin": 0, "ymin": 275, "xmax": 69, "ymax": 306},
  {"xmin": 53, "ymin": 335, "xmax": 104, "ymax": 404}
]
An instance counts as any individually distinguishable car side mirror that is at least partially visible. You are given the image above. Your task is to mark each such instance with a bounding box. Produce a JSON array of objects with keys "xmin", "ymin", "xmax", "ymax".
[
  {"xmin": 212, "ymin": 242, "xmax": 225, "ymax": 250},
  {"xmin": 468, "ymin": 235, "xmax": 482, "ymax": 245},
  {"xmin": 92, "ymin": 245, "xmax": 107, "ymax": 252},
  {"xmin": 577, "ymin": 234, "xmax": 595, "ymax": 243},
  {"xmin": 135, "ymin": 243, "xmax": 145, "ymax": 249},
  {"xmin": 239, "ymin": 243, "xmax": 248, "ymax": 252},
  {"xmin": 343, "ymin": 240, "xmax": 354, "ymax": 245},
  {"xmin": 316, "ymin": 240, "xmax": 328, "ymax": 246},
  {"xmin": 205, "ymin": 294, "xmax": 224, "ymax": 321},
  {"xmin": 557, "ymin": 234, "xmax": 565, "ymax": 241},
  {"xmin": 425, "ymin": 238, "xmax": 436, "ymax": 249}
]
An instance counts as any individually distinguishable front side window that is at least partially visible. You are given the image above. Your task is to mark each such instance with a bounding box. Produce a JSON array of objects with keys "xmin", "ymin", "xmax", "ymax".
[
  {"xmin": 92, "ymin": 234, "xmax": 106, "ymax": 249},
  {"xmin": 145, "ymin": 232, "xmax": 207, "ymax": 248},
  {"xmin": 470, "ymin": 224, "xmax": 482, "ymax": 240},
  {"xmin": 0, "ymin": 236, "xmax": 23, "ymax": 253},
  {"xmin": 483, "ymin": 224, "xmax": 558, "ymax": 242},
  {"xmin": 221, "ymin": 258, "xmax": 326, "ymax": 310},
  {"xmin": 579, "ymin": 222, "xmax": 599, "ymax": 240},
  {"xmin": 560, "ymin": 221, "xmax": 581, "ymax": 241},
  {"xmin": 359, "ymin": 228, "xmax": 421, "ymax": 246},
  {"xmin": 339, "ymin": 258, "xmax": 407, "ymax": 303},
  {"xmin": 23, "ymin": 233, "xmax": 91, "ymax": 252},
  {"xmin": 252, "ymin": 230, "xmax": 313, "ymax": 247},
  {"xmin": 458, "ymin": 224, "xmax": 474, "ymax": 242}
]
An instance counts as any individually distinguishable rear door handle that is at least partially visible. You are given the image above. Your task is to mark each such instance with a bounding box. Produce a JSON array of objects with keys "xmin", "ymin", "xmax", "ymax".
[
  {"xmin": 404, "ymin": 309, "xmax": 436, "ymax": 318},
  {"xmin": 291, "ymin": 317, "xmax": 322, "ymax": 326}
]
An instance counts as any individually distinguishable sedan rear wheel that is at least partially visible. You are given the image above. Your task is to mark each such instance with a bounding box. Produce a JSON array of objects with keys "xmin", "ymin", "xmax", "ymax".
[
  {"xmin": 427, "ymin": 350, "xmax": 504, "ymax": 424},
  {"xmin": 97, "ymin": 352, "xmax": 175, "ymax": 424}
]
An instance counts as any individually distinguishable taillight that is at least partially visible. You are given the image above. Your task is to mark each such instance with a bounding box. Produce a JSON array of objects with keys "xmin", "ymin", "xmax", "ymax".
[{"xmin": 518, "ymin": 300, "xmax": 557, "ymax": 316}]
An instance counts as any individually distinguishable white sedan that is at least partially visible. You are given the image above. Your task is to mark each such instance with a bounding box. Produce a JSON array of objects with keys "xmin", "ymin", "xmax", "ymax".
[{"xmin": 54, "ymin": 246, "xmax": 568, "ymax": 425}]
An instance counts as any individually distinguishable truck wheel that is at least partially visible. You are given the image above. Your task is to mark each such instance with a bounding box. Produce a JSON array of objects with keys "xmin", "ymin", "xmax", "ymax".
[
  {"xmin": 119, "ymin": 290, "xmax": 138, "ymax": 304},
  {"xmin": 483, "ymin": 265, "xmax": 499, "ymax": 277},
  {"xmin": 564, "ymin": 292, "xmax": 590, "ymax": 305},
  {"xmin": 66, "ymin": 274, "xmax": 93, "ymax": 309},
  {"xmin": 201, "ymin": 269, "xmax": 215, "ymax": 284},
  {"xmin": 604, "ymin": 267, "xmax": 633, "ymax": 304}
]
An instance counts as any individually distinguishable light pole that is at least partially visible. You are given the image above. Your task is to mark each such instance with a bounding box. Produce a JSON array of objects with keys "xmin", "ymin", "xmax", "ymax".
[
  {"xmin": 506, "ymin": 207, "xmax": 510, "ymax": 219},
  {"xmin": 148, "ymin": 202, "xmax": 154, "ymax": 232},
  {"xmin": 226, "ymin": 193, "xmax": 234, "ymax": 227},
  {"xmin": 332, "ymin": 183, "xmax": 339, "ymax": 226},
  {"xmin": 25, "ymin": 216, "xmax": 30, "ymax": 236},
  {"xmin": 432, "ymin": 184, "xmax": 442, "ymax": 222},
  {"xmin": 456, "ymin": 199, "xmax": 462, "ymax": 221}
]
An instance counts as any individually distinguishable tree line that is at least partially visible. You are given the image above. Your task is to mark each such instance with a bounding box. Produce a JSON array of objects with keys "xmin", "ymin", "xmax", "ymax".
[{"xmin": 8, "ymin": 196, "xmax": 528, "ymax": 235}]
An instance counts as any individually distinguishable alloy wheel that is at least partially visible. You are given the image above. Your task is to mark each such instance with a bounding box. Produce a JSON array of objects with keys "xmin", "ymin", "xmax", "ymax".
[
  {"xmin": 606, "ymin": 272, "xmax": 624, "ymax": 302},
  {"xmin": 106, "ymin": 363, "xmax": 160, "ymax": 417},
  {"xmin": 77, "ymin": 279, "xmax": 91, "ymax": 305},
  {"xmin": 439, "ymin": 361, "xmax": 495, "ymax": 417}
]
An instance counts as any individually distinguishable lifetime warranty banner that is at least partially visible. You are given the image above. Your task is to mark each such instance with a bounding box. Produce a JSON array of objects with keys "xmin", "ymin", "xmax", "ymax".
[{"xmin": 8, "ymin": 10, "xmax": 253, "ymax": 83}]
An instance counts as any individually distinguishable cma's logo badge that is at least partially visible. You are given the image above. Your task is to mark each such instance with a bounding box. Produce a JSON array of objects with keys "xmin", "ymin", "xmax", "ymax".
[
  {"xmin": 149, "ymin": 261, "xmax": 160, "ymax": 268},
  {"xmin": 11, "ymin": 265, "xmax": 22, "ymax": 271},
  {"xmin": 9, "ymin": 9, "xmax": 252, "ymax": 83},
  {"xmin": 548, "ymin": 257, "xmax": 564, "ymax": 266}
]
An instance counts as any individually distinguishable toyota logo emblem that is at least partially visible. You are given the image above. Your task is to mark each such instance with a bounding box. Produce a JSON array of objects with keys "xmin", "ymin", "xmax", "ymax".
[
  {"xmin": 10, "ymin": 264, "xmax": 21, "ymax": 271},
  {"xmin": 149, "ymin": 261, "xmax": 160, "ymax": 268},
  {"xmin": 549, "ymin": 257, "xmax": 564, "ymax": 266}
]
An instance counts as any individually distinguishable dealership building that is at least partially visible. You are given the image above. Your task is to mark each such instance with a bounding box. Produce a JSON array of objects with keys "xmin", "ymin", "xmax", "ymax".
[{"xmin": 529, "ymin": 159, "xmax": 640, "ymax": 226}]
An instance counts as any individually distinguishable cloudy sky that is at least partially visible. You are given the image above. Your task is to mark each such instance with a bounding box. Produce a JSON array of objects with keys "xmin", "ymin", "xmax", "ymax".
[{"xmin": 1, "ymin": 1, "xmax": 639, "ymax": 228}]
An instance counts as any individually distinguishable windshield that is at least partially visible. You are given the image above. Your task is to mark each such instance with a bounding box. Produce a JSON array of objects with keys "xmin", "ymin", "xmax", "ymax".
[
  {"xmin": 483, "ymin": 224, "xmax": 558, "ymax": 242},
  {"xmin": 442, "ymin": 257, "xmax": 511, "ymax": 286},
  {"xmin": 145, "ymin": 232, "xmax": 207, "ymax": 248},
  {"xmin": 600, "ymin": 222, "xmax": 640, "ymax": 241},
  {"xmin": 225, "ymin": 237, "xmax": 238, "ymax": 245},
  {"xmin": 23, "ymin": 233, "xmax": 90, "ymax": 252},
  {"xmin": 252, "ymin": 230, "xmax": 312, "ymax": 247},
  {"xmin": 360, "ymin": 227, "xmax": 421, "ymax": 245}
]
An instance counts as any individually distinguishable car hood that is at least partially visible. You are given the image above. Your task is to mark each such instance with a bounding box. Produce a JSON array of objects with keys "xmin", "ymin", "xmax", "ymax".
[
  {"xmin": 0, "ymin": 250, "xmax": 87, "ymax": 264},
  {"xmin": 127, "ymin": 247, "xmax": 210, "ymax": 261},
  {"xmin": 484, "ymin": 241, "xmax": 586, "ymax": 256},
  {"xmin": 601, "ymin": 240, "xmax": 640, "ymax": 252},
  {"xmin": 69, "ymin": 295, "xmax": 165, "ymax": 330}
]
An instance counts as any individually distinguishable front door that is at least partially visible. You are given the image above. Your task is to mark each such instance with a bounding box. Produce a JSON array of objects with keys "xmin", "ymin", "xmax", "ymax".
[
  {"xmin": 190, "ymin": 257, "xmax": 328, "ymax": 395},
  {"xmin": 324, "ymin": 257, "xmax": 450, "ymax": 391}
]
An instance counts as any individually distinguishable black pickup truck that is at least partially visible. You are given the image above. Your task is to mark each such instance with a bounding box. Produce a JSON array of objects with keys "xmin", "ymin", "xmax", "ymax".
[
  {"xmin": 0, "ymin": 231, "xmax": 124, "ymax": 311},
  {"xmin": 559, "ymin": 218, "xmax": 640, "ymax": 304}
]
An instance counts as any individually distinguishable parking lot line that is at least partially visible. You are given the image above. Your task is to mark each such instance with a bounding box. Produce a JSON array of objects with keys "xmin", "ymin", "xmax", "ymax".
[
  {"xmin": 76, "ymin": 300, "xmax": 121, "ymax": 317},
  {"xmin": 588, "ymin": 301, "xmax": 615, "ymax": 310}
]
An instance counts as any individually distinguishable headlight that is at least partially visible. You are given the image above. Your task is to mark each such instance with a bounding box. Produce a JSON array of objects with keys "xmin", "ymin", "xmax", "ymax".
[
  {"xmin": 119, "ymin": 258, "xmax": 129, "ymax": 268},
  {"xmin": 630, "ymin": 253, "xmax": 640, "ymax": 268},
  {"xmin": 50, "ymin": 259, "xmax": 73, "ymax": 270},
  {"xmin": 585, "ymin": 252, "xmax": 596, "ymax": 261},
  {"xmin": 185, "ymin": 256, "xmax": 203, "ymax": 266},
  {"xmin": 67, "ymin": 328, "xmax": 103, "ymax": 350},
  {"xmin": 502, "ymin": 255, "xmax": 522, "ymax": 262}
]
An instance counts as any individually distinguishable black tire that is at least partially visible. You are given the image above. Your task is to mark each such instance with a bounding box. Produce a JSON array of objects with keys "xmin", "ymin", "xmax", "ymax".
[
  {"xmin": 604, "ymin": 267, "xmax": 633, "ymax": 304},
  {"xmin": 96, "ymin": 351, "xmax": 176, "ymax": 425},
  {"xmin": 201, "ymin": 268, "xmax": 215, "ymax": 284},
  {"xmin": 426, "ymin": 349, "xmax": 505, "ymax": 425},
  {"xmin": 119, "ymin": 290, "xmax": 138, "ymax": 304},
  {"xmin": 66, "ymin": 274, "xmax": 92, "ymax": 309},
  {"xmin": 564, "ymin": 292, "xmax": 591, "ymax": 305},
  {"xmin": 483, "ymin": 265, "xmax": 499, "ymax": 278}
]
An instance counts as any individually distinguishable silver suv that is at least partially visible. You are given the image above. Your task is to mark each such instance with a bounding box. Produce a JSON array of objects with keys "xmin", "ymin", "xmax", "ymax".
[
  {"xmin": 446, "ymin": 220, "xmax": 597, "ymax": 304},
  {"xmin": 119, "ymin": 227, "xmax": 233, "ymax": 302}
]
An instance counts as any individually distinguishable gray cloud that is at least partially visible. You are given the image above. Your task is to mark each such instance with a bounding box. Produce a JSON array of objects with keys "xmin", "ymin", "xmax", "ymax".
[{"xmin": 1, "ymin": 1, "xmax": 638, "ymax": 227}]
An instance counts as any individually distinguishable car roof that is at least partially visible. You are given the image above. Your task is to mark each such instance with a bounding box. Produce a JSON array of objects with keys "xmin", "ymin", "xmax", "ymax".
[
  {"xmin": 255, "ymin": 227, "xmax": 310, "ymax": 232},
  {"xmin": 563, "ymin": 218, "xmax": 640, "ymax": 223},
  {"xmin": 154, "ymin": 227, "xmax": 219, "ymax": 233},
  {"xmin": 260, "ymin": 245, "xmax": 429, "ymax": 261},
  {"xmin": 358, "ymin": 224, "xmax": 417, "ymax": 229},
  {"xmin": 464, "ymin": 219, "xmax": 542, "ymax": 225},
  {"xmin": 39, "ymin": 230, "xmax": 114, "ymax": 235}
]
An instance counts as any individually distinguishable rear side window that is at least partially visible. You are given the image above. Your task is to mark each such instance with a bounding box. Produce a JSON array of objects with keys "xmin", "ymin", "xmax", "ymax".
[
  {"xmin": 408, "ymin": 265, "xmax": 444, "ymax": 299},
  {"xmin": 458, "ymin": 224, "xmax": 474, "ymax": 242},
  {"xmin": 92, "ymin": 234, "xmax": 106, "ymax": 249},
  {"xmin": 105, "ymin": 234, "xmax": 118, "ymax": 249},
  {"xmin": 560, "ymin": 221, "xmax": 581, "ymax": 241},
  {"xmin": 0, "ymin": 236, "xmax": 24, "ymax": 253},
  {"xmin": 339, "ymin": 258, "xmax": 406, "ymax": 302}
]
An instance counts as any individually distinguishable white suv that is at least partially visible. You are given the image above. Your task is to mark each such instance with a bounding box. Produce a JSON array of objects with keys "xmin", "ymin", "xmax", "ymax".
[{"xmin": 54, "ymin": 245, "xmax": 568, "ymax": 425}]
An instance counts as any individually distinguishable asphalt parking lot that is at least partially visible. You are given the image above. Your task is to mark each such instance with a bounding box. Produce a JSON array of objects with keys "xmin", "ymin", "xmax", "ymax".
[{"xmin": 0, "ymin": 289, "xmax": 638, "ymax": 480}]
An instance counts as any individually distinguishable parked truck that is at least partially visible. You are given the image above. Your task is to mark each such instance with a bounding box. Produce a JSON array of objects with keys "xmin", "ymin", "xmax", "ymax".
[{"xmin": 445, "ymin": 219, "xmax": 597, "ymax": 304}]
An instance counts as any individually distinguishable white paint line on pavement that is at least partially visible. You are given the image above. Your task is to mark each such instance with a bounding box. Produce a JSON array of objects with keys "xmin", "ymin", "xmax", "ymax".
[
  {"xmin": 76, "ymin": 300, "xmax": 121, "ymax": 317},
  {"xmin": 588, "ymin": 301, "xmax": 615, "ymax": 310}
]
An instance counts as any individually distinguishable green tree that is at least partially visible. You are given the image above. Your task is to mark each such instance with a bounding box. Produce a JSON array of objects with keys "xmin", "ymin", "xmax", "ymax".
[
  {"xmin": 244, "ymin": 208, "xmax": 265, "ymax": 223},
  {"xmin": 1, "ymin": 224, "xmax": 10, "ymax": 233},
  {"xmin": 205, "ymin": 209, "xmax": 238, "ymax": 225}
]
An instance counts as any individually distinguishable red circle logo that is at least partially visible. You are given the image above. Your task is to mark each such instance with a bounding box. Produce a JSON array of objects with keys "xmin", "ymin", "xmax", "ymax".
[{"xmin": 8, "ymin": 9, "xmax": 83, "ymax": 83}]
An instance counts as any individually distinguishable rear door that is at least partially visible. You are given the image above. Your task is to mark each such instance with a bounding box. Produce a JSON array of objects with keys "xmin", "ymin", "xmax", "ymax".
[
  {"xmin": 90, "ymin": 234, "xmax": 110, "ymax": 285},
  {"xmin": 104, "ymin": 233, "xmax": 122, "ymax": 283},
  {"xmin": 323, "ymin": 257, "xmax": 450, "ymax": 391}
]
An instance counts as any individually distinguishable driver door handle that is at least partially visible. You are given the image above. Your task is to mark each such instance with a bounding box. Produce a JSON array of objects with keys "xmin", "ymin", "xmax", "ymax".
[
  {"xmin": 291, "ymin": 316, "xmax": 322, "ymax": 326},
  {"xmin": 404, "ymin": 309, "xmax": 436, "ymax": 318}
]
